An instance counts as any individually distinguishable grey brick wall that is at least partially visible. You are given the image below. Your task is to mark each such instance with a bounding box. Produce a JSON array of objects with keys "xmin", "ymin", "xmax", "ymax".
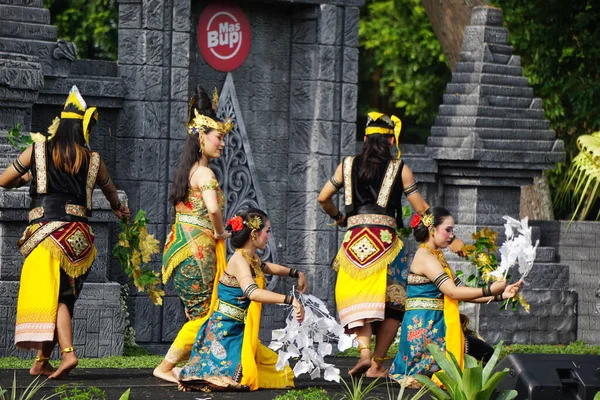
[{"xmin": 531, "ymin": 220, "xmax": 600, "ymax": 344}]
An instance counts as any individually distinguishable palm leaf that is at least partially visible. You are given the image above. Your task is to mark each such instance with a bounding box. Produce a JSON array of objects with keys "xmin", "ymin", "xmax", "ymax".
[
  {"xmin": 411, "ymin": 375, "xmax": 451, "ymax": 400},
  {"xmin": 462, "ymin": 367, "xmax": 483, "ymax": 399},
  {"xmin": 482, "ymin": 342, "xmax": 503, "ymax": 385},
  {"xmin": 495, "ymin": 390, "xmax": 518, "ymax": 400},
  {"xmin": 426, "ymin": 344, "xmax": 462, "ymax": 383}
]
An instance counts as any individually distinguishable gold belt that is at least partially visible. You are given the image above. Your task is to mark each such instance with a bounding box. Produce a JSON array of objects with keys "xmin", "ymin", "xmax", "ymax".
[
  {"xmin": 176, "ymin": 214, "xmax": 212, "ymax": 230},
  {"xmin": 347, "ymin": 214, "xmax": 397, "ymax": 229},
  {"xmin": 216, "ymin": 299, "xmax": 246, "ymax": 322},
  {"xmin": 405, "ymin": 297, "xmax": 444, "ymax": 311},
  {"xmin": 28, "ymin": 205, "xmax": 87, "ymax": 222}
]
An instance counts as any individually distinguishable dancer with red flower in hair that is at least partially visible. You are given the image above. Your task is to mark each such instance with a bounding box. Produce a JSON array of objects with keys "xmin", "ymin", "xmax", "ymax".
[
  {"xmin": 154, "ymin": 85, "xmax": 234, "ymax": 382},
  {"xmin": 175, "ymin": 208, "xmax": 307, "ymax": 392},
  {"xmin": 318, "ymin": 112, "xmax": 466, "ymax": 378}
]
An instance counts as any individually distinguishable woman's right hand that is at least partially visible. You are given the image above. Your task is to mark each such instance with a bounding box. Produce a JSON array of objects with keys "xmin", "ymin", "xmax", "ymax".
[
  {"xmin": 335, "ymin": 214, "xmax": 347, "ymax": 227},
  {"xmin": 292, "ymin": 298, "xmax": 305, "ymax": 323},
  {"xmin": 490, "ymin": 280, "xmax": 507, "ymax": 296},
  {"xmin": 112, "ymin": 204, "xmax": 131, "ymax": 220}
]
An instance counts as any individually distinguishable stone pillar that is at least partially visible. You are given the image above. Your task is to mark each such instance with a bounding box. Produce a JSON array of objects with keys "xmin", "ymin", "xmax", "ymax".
[
  {"xmin": 428, "ymin": 7, "xmax": 564, "ymax": 231},
  {"xmin": 287, "ymin": 5, "xmax": 359, "ymax": 313},
  {"xmin": 116, "ymin": 0, "xmax": 190, "ymax": 349}
]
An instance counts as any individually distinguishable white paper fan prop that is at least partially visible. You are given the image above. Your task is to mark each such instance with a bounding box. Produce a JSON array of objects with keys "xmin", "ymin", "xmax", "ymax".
[{"xmin": 269, "ymin": 293, "xmax": 356, "ymax": 382}]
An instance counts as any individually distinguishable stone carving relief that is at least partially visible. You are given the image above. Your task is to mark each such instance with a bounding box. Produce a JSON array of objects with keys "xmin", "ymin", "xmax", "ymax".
[
  {"xmin": 53, "ymin": 39, "xmax": 78, "ymax": 61},
  {"xmin": 212, "ymin": 73, "xmax": 279, "ymax": 289}
]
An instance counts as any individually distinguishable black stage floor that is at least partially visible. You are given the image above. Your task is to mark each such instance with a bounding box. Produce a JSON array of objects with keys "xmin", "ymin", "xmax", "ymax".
[{"xmin": 0, "ymin": 358, "xmax": 430, "ymax": 400}]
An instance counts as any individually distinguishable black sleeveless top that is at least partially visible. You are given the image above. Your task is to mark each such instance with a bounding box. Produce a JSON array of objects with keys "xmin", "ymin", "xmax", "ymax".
[
  {"xmin": 28, "ymin": 141, "xmax": 100, "ymax": 223},
  {"xmin": 345, "ymin": 155, "xmax": 405, "ymax": 227}
]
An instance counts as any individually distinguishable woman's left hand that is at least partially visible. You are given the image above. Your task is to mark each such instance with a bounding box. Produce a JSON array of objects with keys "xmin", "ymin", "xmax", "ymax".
[
  {"xmin": 502, "ymin": 279, "xmax": 524, "ymax": 299},
  {"xmin": 297, "ymin": 272, "xmax": 308, "ymax": 294},
  {"xmin": 449, "ymin": 237, "xmax": 466, "ymax": 257}
]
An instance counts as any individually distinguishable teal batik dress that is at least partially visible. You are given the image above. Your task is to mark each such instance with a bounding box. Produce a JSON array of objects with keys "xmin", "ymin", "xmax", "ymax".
[{"xmin": 389, "ymin": 273, "xmax": 448, "ymax": 379}]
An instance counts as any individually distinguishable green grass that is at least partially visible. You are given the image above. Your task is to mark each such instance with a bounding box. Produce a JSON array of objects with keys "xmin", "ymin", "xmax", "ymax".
[
  {"xmin": 336, "ymin": 340, "xmax": 600, "ymax": 360},
  {"xmin": 0, "ymin": 341, "xmax": 598, "ymax": 370},
  {"xmin": 273, "ymin": 387, "xmax": 331, "ymax": 400}
]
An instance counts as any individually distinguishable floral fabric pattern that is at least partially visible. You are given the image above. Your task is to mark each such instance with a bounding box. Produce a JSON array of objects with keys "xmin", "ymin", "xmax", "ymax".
[{"xmin": 389, "ymin": 278, "xmax": 447, "ymax": 380}]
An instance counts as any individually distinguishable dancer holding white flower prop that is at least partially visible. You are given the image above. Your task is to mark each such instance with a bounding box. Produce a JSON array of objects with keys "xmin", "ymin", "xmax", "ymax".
[
  {"xmin": 390, "ymin": 207, "xmax": 523, "ymax": 389},
  {"xmin": 461, "ymin": 215, "xmax": 535, "ymax": 311},
  {"xmin": 270, "ymin": 294, "xmax": 357, "ymax": 383},
  {"xmin": 175, "ymin": 208, "xmax": 306, "ymax": 392}
]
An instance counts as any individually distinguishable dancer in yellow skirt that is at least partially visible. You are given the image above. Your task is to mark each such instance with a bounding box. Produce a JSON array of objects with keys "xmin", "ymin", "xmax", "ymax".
[
  {"xmin": 175, "ymin": 208, "xmax": 307, "ymax": 392},
  {"xmin": 318, "ymin": 112, "xmax": 465, "ymax": 377},
  {"xmin": 153, "ymin": 86, "xmax": 234, "ymax": 382},
  {"xmin": 0, "ymin": 86, "xmax": 130, "ymax": 379}
]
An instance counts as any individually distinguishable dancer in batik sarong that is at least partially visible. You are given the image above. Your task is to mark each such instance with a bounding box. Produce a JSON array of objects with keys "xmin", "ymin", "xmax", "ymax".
[
  {"xmin": 318, "ymin": 112, "xmax": 465, "ymax": 377},
  {"xmin": 175, "ymin": 208, "xmax": 307, "ymax": 392},
  {"xmin": 153, "ymin": 86, "xmax": 234, "ymax": 383},
  {"xmin": 389, "ymin": 207, "xmax": 522, "ymax": 388},
  {"xmin": 0, "ymin": 86, "xmax": 130, "ymax": 379}
]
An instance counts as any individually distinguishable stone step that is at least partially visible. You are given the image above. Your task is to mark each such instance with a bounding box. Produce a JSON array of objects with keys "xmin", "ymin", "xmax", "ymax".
[
  {"xmin": 0, "ymin": 0, "xmax": 43, "ymax": 7},
  {"xmin": 477, "ymin": 148, "xmax": 565, "ymax": 163},
  {"xmin": 442, "ymin": 94, "xmax": 538, "ymax": 108},
  {"xmin": 451, "ymin": 73, "xmax": 529, "ymax": 87},
  {"xmin": 446, "ymin": 83, "xmax": 534, "ymax": 98},
  {"xmin": 460, "ymin": 50, "xmax": 514, "ymax": 65},
  {"xmin": 428, "ymin": 137, "xmax": 555, "ymax": 152},
  {"xmin": 487, "ymin": 43, "xmax": 514, "ymax": 55},
  {"xmin": 434, "ymin": 115, "xmax": 550, "ymax": 130},
  {"xmin": 438, "ymin": 105, "xmax": 546, "ymax": 119},
  {"xmin": 455, "ymin": 62, "xmax": 524, "ymax": 76},
  {"xmin": 430, "ymin": 127, "xmax": 556, "ymax": 141},
  {"xmin": 535, "ymin": 246, "xmax": 556, "ymax": 263},
  {"xmin": 0, "ymin": 20, "xmax": 56, "ymax": 41},
  {"xmin": 0, "ymin": 5, "xmax": 50, "ymax": 25}
]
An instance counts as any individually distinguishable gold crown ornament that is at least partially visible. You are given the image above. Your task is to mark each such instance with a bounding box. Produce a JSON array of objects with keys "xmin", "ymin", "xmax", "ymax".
[{"xmin": 365, "ymin": 111, "xmax": 402, "ymax": 158}]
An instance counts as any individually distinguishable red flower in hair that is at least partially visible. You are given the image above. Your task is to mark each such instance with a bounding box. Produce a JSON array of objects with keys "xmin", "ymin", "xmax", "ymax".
[
  {"xmin": 227, "ymin": 216, "xmax": 244, "ymax": 232},
  {"xmin": 410, "ymin": 214, "xmax": 421, "ymax": 229}
]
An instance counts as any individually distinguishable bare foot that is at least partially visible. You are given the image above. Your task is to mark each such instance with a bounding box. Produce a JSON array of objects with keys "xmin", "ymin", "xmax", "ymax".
[
  {"xmin": 171, "ymin": 367, "xmax": 182, "ymax": 382},
  {"xmin": 48, "ymin": 352, "xmax": 78, "ymax": 380},
  {"xmin": 153, "ymin": 365, "xmax": 178, "ymax": 384},
  {"xmin": 30, "ymin": 360, "xmax": 55, "ymax": 377},
  {"xmin": 349, "ymin": 356, "xmax": 372, "ymax": 376},
  {"xmin": 365, "ymin": 363, "xmax": 388, "ymax": 378},
  {"xmin": 399, "ymin": 377, "xmax": 422, "ymax": 389}
]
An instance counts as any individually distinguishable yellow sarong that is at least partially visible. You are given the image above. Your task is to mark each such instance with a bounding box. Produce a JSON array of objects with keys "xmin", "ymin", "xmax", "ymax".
[{"xmin": 15, "ymin": 246, "xmax": 61, "ymax": 350}]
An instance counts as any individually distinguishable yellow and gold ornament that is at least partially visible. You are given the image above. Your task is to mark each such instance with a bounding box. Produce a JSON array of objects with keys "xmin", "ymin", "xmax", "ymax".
[
  {"xmin": 187, "ymin": 88, "xmax": 235, "ymax": 136},
  {"xmin": 365, "ymin": 111, "xmax": 402, "ymax": 158},
  {"xmin": 31, "ymin": 85, "xmax": 98, "ymax": 144}
]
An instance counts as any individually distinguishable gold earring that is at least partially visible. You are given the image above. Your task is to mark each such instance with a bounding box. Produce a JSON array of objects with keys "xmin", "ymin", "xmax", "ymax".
[
  {"xmin": 200, "ymin": 136, "xmax": 205, "ymax": 154},
  {"xmin": 252, "ymin": 233, "xmax": 257, "ymax": 241}
]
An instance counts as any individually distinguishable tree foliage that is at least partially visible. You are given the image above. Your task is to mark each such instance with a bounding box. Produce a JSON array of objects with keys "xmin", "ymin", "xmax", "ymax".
[
  {"xmin": 44, "ymin": 0, "xmax": 118, "ymax": 60},
  {"xmin": 491, "ymin": 0, "xmax": 600, "ymax": 218},
  {"xmin": 358, "ymin": 0, "xmax": 450, "ymax": 133}
]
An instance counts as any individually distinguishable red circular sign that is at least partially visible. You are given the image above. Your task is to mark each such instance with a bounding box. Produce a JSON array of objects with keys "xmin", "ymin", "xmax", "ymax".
[{"xmin": 197, "ymin": 2, "xmax": 251, "ymax": 72}]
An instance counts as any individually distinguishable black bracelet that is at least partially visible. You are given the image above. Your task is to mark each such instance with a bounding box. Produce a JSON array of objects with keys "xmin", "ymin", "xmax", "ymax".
[
  {"xmin": 330, "ymin": 211, "xmax": 343, "ymax": 220},
  {"xmin": 482, "ymin": 285, "xmax": 492, "ymax": 297},
  {"xmin": 283, "ymin": 295, "xmax": 293, "ymax": 305},
  {"xmin": 289, "ymin": 268, "xmax": 300, "ymax": 278},
  {"xmin": 494, "ymin": 294, "xmax": 503, "ymax": 302},
  {"xmin": 111, "ymin": 201, "xmax": 121, "ymax": 210}
]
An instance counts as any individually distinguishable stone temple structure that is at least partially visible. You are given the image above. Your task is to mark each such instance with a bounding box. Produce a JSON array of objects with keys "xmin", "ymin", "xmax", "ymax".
[{"xmin": 0, "ymin": 1, "xmax": 598, "ymax": 358}]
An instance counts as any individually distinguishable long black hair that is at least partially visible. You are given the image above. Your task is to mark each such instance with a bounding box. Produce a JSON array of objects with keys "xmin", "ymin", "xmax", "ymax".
[
  {"xmin": 413, "ymin": 206, "xmax": 452, "ymax": 242},
  {"xmin": 169, "ymin": 85, "xmax": 218, "ymax": 206},
  {"xmin": 226, "ymin": 208, "xmax": 269, "ymax": 249},
  {"xmin": 50, "ymin": 104, "xmax": 92, "ymax": 175},
  {"xmin": 358, "ymin": 114, "xmax": 395, "ymax": 182}
]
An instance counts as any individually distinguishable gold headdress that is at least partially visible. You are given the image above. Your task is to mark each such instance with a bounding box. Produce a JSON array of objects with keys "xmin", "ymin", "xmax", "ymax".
[
  {"xmin": 187, "ymin": 87, "xmax": 234, "ymax": 136},
  {"xmin": 245, "ymin": 215, "xmax": 262, "ymax": 230},
  {"xmin": 365, "ymin": 111, "xmax": 402, "ymax": 158},
  {"xmin": 31, "ymin": 85, "xmax": 98, "ymax": 144}
]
